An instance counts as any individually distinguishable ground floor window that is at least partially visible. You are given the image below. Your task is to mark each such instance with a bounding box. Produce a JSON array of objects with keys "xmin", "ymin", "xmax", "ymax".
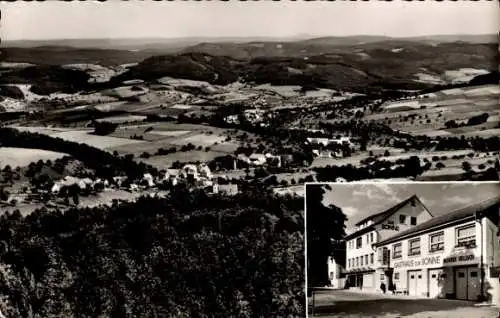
[{"xmin": 347, "ymin": 274, "xmax": 364, "ymax": 288}]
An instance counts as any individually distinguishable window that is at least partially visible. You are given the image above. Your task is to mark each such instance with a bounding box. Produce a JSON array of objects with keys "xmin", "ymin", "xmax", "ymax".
[
  {"xmin": 456, "ymin": 224, "xmax": 476, "ymax": 247},
  {"xmin": 399, "ymin": 215, "xmax": 406, "ymax": 224},
  {"xmin": 356, "ymin": 237, "xmax": 362, "ymax": 249},
  {"xmin": 380, "ymin": 274, "xmax": 385, "ymax": 281},
  {"xmin": 393, "ymin": 243, "xmax": 402, "ymax": 259},
  {"xmin": 356, "ymin": 257, "xmax": 359, "ymax": 267},
  {"xmin": 360, "ymin": 256, "xmax": 364, "ymax": 266},
  {"xmin": 394, "ymin": 272, "xmax": 400, "ymax": 280},
  {"xmin": 370, "ymin": 253, "xmax": 374, "ymax": 264},
  {"xmin": 410, "ymin": 217, "xmax": 417, "ymax": 225},
  {"xmin": 458, "ymin": 272, "xmax": 465, "ymax": 278},
  {"xmin": 365, "ymin": 255, "xmax": 368, "ymax": 265},
  {"xmin": 370, "ymin": 232, "xmax": 374, "ymax": 243},
  {"xmin": 330, "ymin": 272, "xmax": 334, "ymax": 280},
  {"xmin": 429, "ymin": 232, "xmax": 444, "ymax": 252},
  {"xmin": 366, "ymin": 234, "xmax": 370, "ymax": 244},
  {"xmin": 410, "ymin": 200, "xmax": 416, "ymax": 207},
  {"xmin": 348, "ymin": 259, "xmax": 351, "ymax": 268},
  {"xmin": 408, "ymin": 238, "xmax": 421, "ymax": 256},
  {"xmin": 470, "ymin": 271, "xmax": 478, "ymax": 277}
]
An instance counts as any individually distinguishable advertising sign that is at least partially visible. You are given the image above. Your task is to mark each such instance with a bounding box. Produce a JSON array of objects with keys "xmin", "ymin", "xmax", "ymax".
[
  {"xmin": 392, "ymin": 253, "xmax": 478, "ymax": 269},
  {"xmin": 393, "ymin": 256, "xmax": 441, "ymax": 269}
]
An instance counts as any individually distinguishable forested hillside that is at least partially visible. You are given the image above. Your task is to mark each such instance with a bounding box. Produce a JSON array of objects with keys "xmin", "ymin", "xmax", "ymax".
[{"xmin": 0, "ymin": 186, "xmax": 305, "ymax": 317}]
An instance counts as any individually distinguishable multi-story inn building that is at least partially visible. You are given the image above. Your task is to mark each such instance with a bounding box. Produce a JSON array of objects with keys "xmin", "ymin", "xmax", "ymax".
[
  {"xmin": 340, "ymin": 195, "xmax": 434, "ymax": 291},
  {"xmin": 373, "ymin": 195, "xmax": 500, "ymax": 304}
]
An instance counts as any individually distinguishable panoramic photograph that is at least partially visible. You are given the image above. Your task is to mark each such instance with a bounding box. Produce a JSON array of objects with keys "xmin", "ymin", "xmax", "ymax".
[
  {"xmin": 0, "ymin": 0, "xmax": 498, "ymax": 317},
  {"xmin": 306, "ymin": 182, "xmax": 500, "ymax": 317}
]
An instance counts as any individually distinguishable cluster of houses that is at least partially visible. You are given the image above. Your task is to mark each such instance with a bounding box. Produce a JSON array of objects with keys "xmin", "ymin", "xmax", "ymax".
[
  {"xmin": 236, "ymin": 153, "xmax": 294, "ymax": 168},
  {"xmin": 224, "ymin": 109, "xmax": 270, "ymax": 127},
  {"xmin": 49, "ymin": 163, "xmax": 239, "ymax": 198},
  {"xmin": 306, "ymin": 136, "xmax": 356, "ymax": 158}
]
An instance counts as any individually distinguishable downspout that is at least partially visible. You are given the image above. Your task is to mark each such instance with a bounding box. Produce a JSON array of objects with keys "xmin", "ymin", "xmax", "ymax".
[{"xmin": 476, "ymin": 211, "xmax": 485, "ymax": 301}]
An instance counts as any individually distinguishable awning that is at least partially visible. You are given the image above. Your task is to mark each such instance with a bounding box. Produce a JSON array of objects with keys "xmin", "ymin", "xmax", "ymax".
[{"xmin": 343, "ymin": 267, "xmax": 376, "ymax": 274}]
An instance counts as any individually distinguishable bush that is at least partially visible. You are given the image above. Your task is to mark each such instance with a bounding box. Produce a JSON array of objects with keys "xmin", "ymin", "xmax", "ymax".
[{"xmin": 93, "ymin": 121, "xmax": 118, "ymax": 136}]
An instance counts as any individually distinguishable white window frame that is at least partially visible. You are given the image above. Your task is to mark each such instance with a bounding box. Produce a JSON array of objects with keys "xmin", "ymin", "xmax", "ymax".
[
  {"xmin": 429, "ymin": 231, "xmax": 444, "ymax": 252},
  {"xmin": 408, "ymin": 238, "xmax": 421, "ymax": 256},
  {"xmin": 356, "ymin": 237, "xmax": 362, "ymax": 249},
  {"xmin": 393, "ymin": 243, "xmax": 402, "ymax": 259},
  {"xmin": 456, "ymin": 224, "xmax": 476, "ymax": 248}
]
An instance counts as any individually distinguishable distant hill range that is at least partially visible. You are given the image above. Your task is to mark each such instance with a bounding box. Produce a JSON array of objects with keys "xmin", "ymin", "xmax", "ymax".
[
  {"xmin": 0, "ymin": 34, "xmax": 497, "ymax": 95},
  {"xmin": 1, "ymin": 33, "xmax": 496, "ymax": 65}
]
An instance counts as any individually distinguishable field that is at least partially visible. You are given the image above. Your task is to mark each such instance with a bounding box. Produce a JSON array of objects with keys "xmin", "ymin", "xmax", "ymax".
[
  {"xmin": 95, "ymin": 115, "xmax": 147, "ymax": 124},
  {"xmin": 367, "ymin": 85, "xmax": 500, "ymax": 137},
  {"xmin": 50, "ymin": 130, "xmax": 147, "ymax": 149},
  {"xmin": 0, "ymin": 147, "xmax": 68, "ymax": 167},
  {"xmin": 141, "ymin": 150, "xmax": 226, "ymax": 168},
  {"xmin": 106, "ymin": 122, "xmax": 241, "ymax": 167}
]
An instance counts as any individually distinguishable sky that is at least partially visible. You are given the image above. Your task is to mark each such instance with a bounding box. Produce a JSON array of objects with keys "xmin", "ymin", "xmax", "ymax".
[
  {"xmin": 317, "ymin": 182, "xmax": 500, "ymax": 231},
  {"xmin": 1, "ymin": 1, "xmax": 498, "ymax": 41}
]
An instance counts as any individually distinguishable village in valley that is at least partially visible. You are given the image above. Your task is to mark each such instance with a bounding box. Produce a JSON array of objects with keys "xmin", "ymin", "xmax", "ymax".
[{"xmin": 0, "ymin": 66, "xmax": 499, "ymax": 214}]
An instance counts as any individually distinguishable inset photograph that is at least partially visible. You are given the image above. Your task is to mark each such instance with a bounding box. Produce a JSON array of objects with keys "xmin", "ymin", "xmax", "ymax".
[{"xmin": 306, "ymin": 182, "xmax": 500, "ymax": 318}]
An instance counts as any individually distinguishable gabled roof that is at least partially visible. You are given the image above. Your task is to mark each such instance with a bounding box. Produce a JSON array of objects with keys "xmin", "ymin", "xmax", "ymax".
[
  {"xmin": 355, "ymin": 194, "xmax": 421, "ymax": 226},
  {"xmin": 345, "ymin": 195, "xmax": 430, "ymax": 240},
  {"xmin": 374, "ymin": 194, "xmax": 500, "ymax": 247}
]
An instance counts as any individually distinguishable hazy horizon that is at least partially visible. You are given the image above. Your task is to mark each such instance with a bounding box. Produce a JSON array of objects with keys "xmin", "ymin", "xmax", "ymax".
[
  {"xmin": 1, "ymin": 1, "xmax": 498, "ymax": 41},
  {"xmin": 3, "ymin": 33, "xmax": 498, "ymax": 43}
]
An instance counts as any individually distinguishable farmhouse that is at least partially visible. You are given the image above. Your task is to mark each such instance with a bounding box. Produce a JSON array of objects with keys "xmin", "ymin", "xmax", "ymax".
[
  {"xmin": 373, "ymin": 195, "xmax": 500, "ymax": 304},
  {"xmin": 338, "ymin": 195, "xmax": 434, "ymax": 291}
]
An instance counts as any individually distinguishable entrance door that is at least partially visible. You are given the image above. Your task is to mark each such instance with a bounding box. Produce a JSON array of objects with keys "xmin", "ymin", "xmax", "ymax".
[
  {"xmin": 466, "ymin": 268, "xmax": 480, "ymax": 301},
  {"xmin": 428, "ymin": 269, "xmax": 443, "ymax": 298},
  {"xmin": 455, "ymin": 268, "xmax": 468, "ymax": 300},
  {"xmin": 408, "ymin": 270, "xmax": 422, "ymax": 296}
]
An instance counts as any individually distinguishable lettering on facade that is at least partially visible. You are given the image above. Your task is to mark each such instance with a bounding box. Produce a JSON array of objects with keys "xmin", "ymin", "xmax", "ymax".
[
  {"xmin": 381, "ymin": 224, "xmax": 399, "ymax": 231},
  {"xmin": 393, "ymin": 256, "xmax": 441, "ymax": 269},
  {"xmin": 443, "ymin": 254, "xmax": 474, "ymax": 264}
]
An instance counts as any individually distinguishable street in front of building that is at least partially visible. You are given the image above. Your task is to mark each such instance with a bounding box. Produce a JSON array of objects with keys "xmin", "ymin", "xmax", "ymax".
[{"xmin": 308, "ymin": 289, "xmax": 500, "ymax": 318}]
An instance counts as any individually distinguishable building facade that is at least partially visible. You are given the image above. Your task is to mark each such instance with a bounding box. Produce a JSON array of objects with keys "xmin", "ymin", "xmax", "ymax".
[
  {"xmin": 327, "ymin": 256, "xmax": 346, "ymax": 288},
  {"xmin": 342, "ymin": 195, "xmax": 434, "ymax": 292},
  {"xmin": 373, "ymin": 195, "xmax": 500, "ymax": 304}
]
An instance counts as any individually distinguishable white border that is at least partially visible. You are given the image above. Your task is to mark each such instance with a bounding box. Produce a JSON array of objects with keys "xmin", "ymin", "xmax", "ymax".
[{"xmin": 303, "ymin": 180, "xmax": 500, "ymax": 317}]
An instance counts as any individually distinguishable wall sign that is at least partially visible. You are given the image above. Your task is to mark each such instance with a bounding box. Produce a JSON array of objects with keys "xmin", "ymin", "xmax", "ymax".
[
  {"xmin": 381, "ymin": 224, "xmax": 400, "ymax": 231},
  {"xmin": 392, "ymin": 253, "xmax": 478, "ymax": 269},
  {"xmin": 443, "ymin": 254, "xmax": 475, "ymax": 264},
  {"xmin": 393, "ymin": 256, "xmax": 441, "ymax": 269}
]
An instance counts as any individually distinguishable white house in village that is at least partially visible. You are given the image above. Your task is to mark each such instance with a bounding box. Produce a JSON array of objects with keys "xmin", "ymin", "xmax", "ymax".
[
  {"xmin": 341, "ymin": 195, "xmax": 433, "ymax": 291},
  {"xmin": 327, "ymin": 256, "xmax": 346, "ymax": 288},
  {"xmin": 329, "ymin": 194, "xmax": 500, "ymax": 305}
]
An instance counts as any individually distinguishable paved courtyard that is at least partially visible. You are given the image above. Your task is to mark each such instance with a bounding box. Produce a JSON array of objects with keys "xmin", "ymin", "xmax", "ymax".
[{"xmin": 308, "ymin": 289, "xmax": 500, "ymax": 318}]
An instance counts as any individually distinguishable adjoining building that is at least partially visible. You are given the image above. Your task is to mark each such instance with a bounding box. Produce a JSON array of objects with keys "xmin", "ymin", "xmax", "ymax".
[
  {"xmin": 341, "ymin": 195, "xmax": 434, "ymax": 291},
  {"xmin": 373, "ymin": 195, "xmax": 500, "ymax": 304}
]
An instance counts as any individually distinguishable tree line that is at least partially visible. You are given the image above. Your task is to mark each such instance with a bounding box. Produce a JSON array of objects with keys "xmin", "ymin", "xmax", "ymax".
[{"xmin": 0, "ymin": 128, "xmax": 156, "ymax": 181}]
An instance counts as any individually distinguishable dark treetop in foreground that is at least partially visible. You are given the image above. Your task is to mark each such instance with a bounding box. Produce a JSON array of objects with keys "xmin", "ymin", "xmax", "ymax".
[{"xmin": 0, "ymin": 185, "xmax": 305, "ymax": 318}]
